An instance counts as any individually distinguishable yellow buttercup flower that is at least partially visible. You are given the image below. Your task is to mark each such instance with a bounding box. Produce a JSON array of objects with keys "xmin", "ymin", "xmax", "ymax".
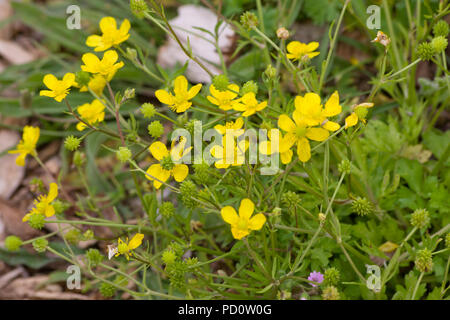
[
  {"xmin": 86, "ymin": 17, "xmax": 131, "ymax": 52},
  {"xmin": 211, "ymin": 136, "xmax": 248, "ymax": 169},
  {"xmin": 278, "ymin": 113, "xmax": 330, "ymax": 163},
  {"xmin": 345, "ymin": 102, "xmax": 374, "ymax": 129},
  {"xmin": 214, "ymin": 117, "xmax": 244, "ymax": 136},
  {"xmin": 23, "ymin": 183, "xmax": 58, "ymax": 222},
  {"xmin": 286, "ymin": 41, "xmax": 320, "ymax": 61},
  {"xmin": 76, "ymin": 74, "xmax": 107, "ymax": 96},
  {"xmin": 207, "ymin": 84, "xmax": 240, "ymax": 111},
  {"xmin": 155, "ymin": 76, "xmax": 202, "ymax": 113},
  {"xmin": 145, "ymin": 138, "xmax": 192, "ymax": 189},
  {"xmin": 8, "ymin": 126, "xmax": 40, "ymax": 166},
  {"xmin": 259, "ymin": 128, "xmax": 293, "ymax": 165},
  {"xmin": 294, "ymin": 91, "xmax": 341, "ymax": 132},
  {"xmin": 221, "ymin": 198, "xmax": 266, "ymax": 240},
  {"xmin": 39, "ymin": 73, "xmax": 75, "ymax": 102},
  {"xmin": 76, "ymin": 99, "xmax": 106, "ymax": 131},
  {"xmin": 233, "ymin": 92, "xmax": 267, "ymax": 117},
  {"xmin": 116, "ymin": 233, "xmax": 144, "ymax": 260},
  {"xmin": 81, "ymin": 50, "xmax": 124, "ymax": 81}
]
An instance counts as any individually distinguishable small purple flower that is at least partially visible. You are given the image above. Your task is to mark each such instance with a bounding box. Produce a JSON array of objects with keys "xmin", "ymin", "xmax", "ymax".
[{"xmin": 308, "ymin": 271, "xmax": 324, "ymax": 287}]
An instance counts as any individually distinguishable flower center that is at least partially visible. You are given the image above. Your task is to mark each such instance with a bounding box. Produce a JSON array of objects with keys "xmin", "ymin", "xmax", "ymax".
[
  {"xmin": 160, "ymin": 155, "xmax": 175, "ymax": 171},
  {"xmin": 117, "ymin": 242, "xmax": 128, "ymax": 255},
  {"xmin": 295, "ymin": 126, "xmax": 307, "ymax": 138},
  {"xmin": 237, "ymin": 218, "xmax": 248, "ymax": 230}
]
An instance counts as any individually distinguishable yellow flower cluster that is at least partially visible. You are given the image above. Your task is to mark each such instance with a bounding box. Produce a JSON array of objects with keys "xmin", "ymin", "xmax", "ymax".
[{"xmin": 23, "ymin": 183, "xmax": 59, "ymax": 222}]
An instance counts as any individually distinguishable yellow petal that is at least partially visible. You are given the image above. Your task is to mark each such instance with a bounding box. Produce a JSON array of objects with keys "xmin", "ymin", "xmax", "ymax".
[
  {"xmin": 128, "ymin": 233, "xmax": 144, "ymax": 250},
  {"xmin": 305, "ymin": 41, "xmax": 319, "ymax": 52},
  {"xmin": 119, "ymin": 19, "xmax": 131, "ymax": 36},
  {"xmin": 47, "ymin": 183, "xmax": 58, "ymax": 202},
  {"xmin": 103, "ymin": 50, "xmax": 119, "ymax": 64},
  {"xmin": 86, "ymin": 35, "xmax": 103, "ymax": 48},
  {"xmin": 15, "ymin": 152, "xmax": 27, "ymax": 167},
  {"xmin": 287, "ymin": 41, "xmax": 301, "ymax": 54},
  {"xmin": 279, "ymin": 133, "xmax": 296, "ymax": 153},
  {"xmin": 40, "ymin": 90, "xmax": 56, "ymax": 98},
  {"xmin": 345, "ymin": 112, "xmax": 358, "ymax": 128},
  {"xmin": 43, "ymin": 74, "xmax": 58, "ymax": 90},
  {"xmin": 306, "ymin": 127, "xmax": 329, "ymax": 141},
  {"xmin": 45, "ymin": 204, "xmax": 55, "ymax": 217},
  {"xmin": 62, "ymin": 73, "xmax": 75, "ymax": 87},
  {"xmin": 278, "ymin": 114, "xmax": 296, "ymax": 132},
  {"xmin": 248, "ymin": 213, "xmax": 266, "ymax": 230},
  {"xmin": 149, "ymin": 141, "xmax": 169, "ymax": 161},
  {"xmin": 301, "ymin": 92, "xmax": 322, "ymax": 116},
  {"xmin": 155, "ymin": 89, "xmax": 175, "ymax": 105},
  {"xmin": 297, "ymin": 137, "xmax": 311, "ymax": 162},
  {"xmin": 259, "ymin": 140, "xmax": 272, "ymax": 155},
  {"xmin": 239, "ymin": 198, "xmax": 255, "ymax": 220},
  {"xmin": 221, "ymin": 206, "xmax": 239, "ymax": 225},
  {"xmin": 280, "ymin": 149, "xmax": 293, "ymax": 164},
  {"xmin": 145, "ymin": 164, "xmax": 170, "ymax": 189},
  {"xmin": 323, "ymin": 91, "xmax": 342, "ymax": 117},
  {"xmin": 231, "ymin": 227, "xmax": 249, "ymax": 240},
  {"xmin": 99, "ymin": 17, "xmax": 117, "ymax": 34},
  {"xmin": 187, "ymin": 83, "xmax": 202, "ymax": 100},
  {"xmin": 173, "ymin": 75, "xmax": 188, "ymax": 96},
  {"xmin": 172, "ymin": 164, "xmax": 189, "ymax": 182},
  {"xmin": 322, "ymin": 120, "xmax": 340, "ymax": 132}
]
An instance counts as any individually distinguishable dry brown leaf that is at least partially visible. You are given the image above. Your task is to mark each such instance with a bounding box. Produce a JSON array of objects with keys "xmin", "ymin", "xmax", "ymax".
[
  {"xmin": 0, "ymin": 0, "xmax": 13, "ymax": 40},
  {"xmin": 0, "ymin": 39, "xmax": 36, "ymax": 65},
  {"xmin": 0, "ymin": 199, "xmax": 42, "ymax": 240},
  {"xmin": 157, "ymin": 5, "xmax": 235, "ymax": 83}
]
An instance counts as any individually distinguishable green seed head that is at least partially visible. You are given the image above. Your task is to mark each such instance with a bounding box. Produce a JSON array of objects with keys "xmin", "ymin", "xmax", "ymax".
[
  {"xmin": 130, "ymin": 0, "xmax": 149, "ymax": 19},
  {"xmin": 240, "ymin": 80, "xmax": 258, "ymax": 95},
  {"xmin": 351, "ymin": 197, "xmax": 374, "ymax": 216},
  {"xmin": 148, "ymin": 120, "xmax": 164, "ymax": 138},
  {"xmin": 417, "ymin": 42, "xmax": 435, "ymax": 61},
  {"xmin": 410, "ymin": 208, "xmax": 430, "ymax": 229},
  {"xmin": 32, "ymin": 238, "xmax": 48, "ymax": 253},
  {"xmin": 322, "ymin": 286, "xmax": 340, "ymax": 300},
  {"xmin": 324, "ymin": 267, "xmax": 341, "ymax": 286},
  {"xmin": 431, "ymin": 36, "xmax": 448, "ymax": 54},
  {"xmin": 99, "ymin": 282, "xmax": 116, "ymax": 298},
  {"xmin": 4, "ymin": 235, "xmax": 23, "ymax": 252},
  {"xmin": 160, "ymin": 155, "xmax": 175, "ymax": 171},
  {"xmin": 240, "ymin": 11, "xmax": 258, "ymax": 30},
  {"xmin": 212, "ymin": 74, "xmax": 230, "ymax": 92},
  {"xmin": 64, "ymin": 135, "xmax": 81, "ymax": 151},
  {"xmin": 28, "ymin": 214, "xmax": 46, "ymax": 230},
  {"xmin": 160, "ymin": 201, "xmax": 175, "ymax": 218},
  {"xmin": 162, "ymin": 250, "xmax": 177, "ymax": 265},
  {"xmin": 116, "ymin": 147, "xmax": 132, "ymax": 163},
  {"xmin": 433, "ymin": 20, "xmax": 449, "ymax": 37},
  {"xmin": 415, "ymin": 248, "xmax": 433, "ymax": 273},
  {"xmin": 338, "ymin": 159, "xmax": 351, "ymax": 174},
  {"xmin": 86, "ymin": 248, "xmax": 104, "ymax": 267},
  {"xmin": 141, "ymin": 103, "xmax": 156, "ymax": 119}
]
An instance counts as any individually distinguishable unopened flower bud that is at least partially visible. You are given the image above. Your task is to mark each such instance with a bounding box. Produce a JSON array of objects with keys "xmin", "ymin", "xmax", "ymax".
[
  {"xmin": 73, "ymin": 151, "xmax": 85, "ymax": 167},
  {"xmin": 28, "ymin": 214, "xmax": 46, "ymax": 230},
  {"xmin": 338, "ymin": 159, "xmax": 351, "ymax": 174},
  {"xmin": 86, "ymin": 248, "xmax": 104, "ymax": 267},
  {"xmin": 276, "ymin": 27, "xmax": 290, "ymax": 40}
]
